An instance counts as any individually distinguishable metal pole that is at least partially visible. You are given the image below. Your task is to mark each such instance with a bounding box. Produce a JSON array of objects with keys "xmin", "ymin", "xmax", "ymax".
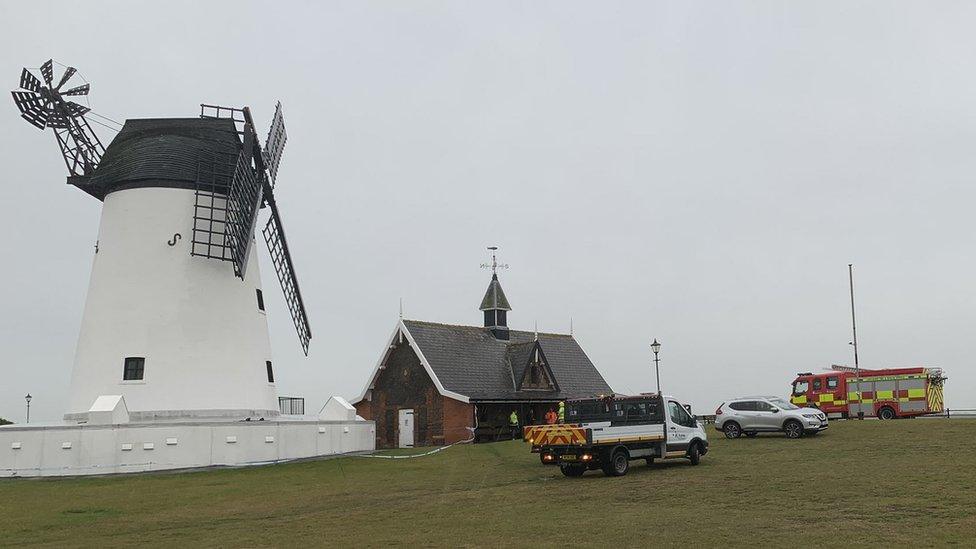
[
  {"xmin": 26, "ymin": 401, "xmax": 30, "ymax": 424},
  {"xmin": 849, "ymin": 264, "xmax": 863, "ymax": 420},
  {"xmin": 654, "ymin": 352, "xmax": 661, "ymax": 396}
]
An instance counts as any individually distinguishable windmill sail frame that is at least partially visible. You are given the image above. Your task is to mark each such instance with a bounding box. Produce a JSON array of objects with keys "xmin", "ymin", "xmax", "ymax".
[
  {"xmin": 196, "ymin": 101, "xmax": 313, "ymax": 354},
  {"xmin": 263, "ymin": 197, "xmax": 312, "ymax": 355}
]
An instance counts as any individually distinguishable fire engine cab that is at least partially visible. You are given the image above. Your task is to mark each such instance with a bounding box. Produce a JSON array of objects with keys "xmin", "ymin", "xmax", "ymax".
[
  {"xmin": 523, "ymin": 394, "xmax": 708, "ymax": 477},
  {"xmin": 791, "ymin": 367, "xmax": 945, "ymax": 420}
]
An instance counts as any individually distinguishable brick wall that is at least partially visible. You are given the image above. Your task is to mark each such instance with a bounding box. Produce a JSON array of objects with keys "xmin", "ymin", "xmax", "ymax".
[
  {"xmin": 354, "ymin": 339, "xmax": 473, "ymax": 448},
  {"xmin": 442, "ymin": 396, "xmax": 474, "ymax": 445}
]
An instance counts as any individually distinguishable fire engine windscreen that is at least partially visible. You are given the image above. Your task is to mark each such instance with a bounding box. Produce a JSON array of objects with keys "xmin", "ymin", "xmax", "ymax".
[{"xmin": 792, "ymin": 380, "xmax": 809, "ymax": 395}]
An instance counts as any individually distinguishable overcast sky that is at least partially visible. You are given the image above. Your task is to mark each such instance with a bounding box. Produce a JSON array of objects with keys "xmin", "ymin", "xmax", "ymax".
[{"xmin": 1, "ymin": 1, "xmax": 973, "ymax": 422}]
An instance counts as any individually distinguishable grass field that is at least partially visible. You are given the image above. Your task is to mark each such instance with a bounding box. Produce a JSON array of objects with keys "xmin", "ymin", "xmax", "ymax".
[{"xmin": 1, "ymin": 419, "xmax": 975, "ymax": 547}]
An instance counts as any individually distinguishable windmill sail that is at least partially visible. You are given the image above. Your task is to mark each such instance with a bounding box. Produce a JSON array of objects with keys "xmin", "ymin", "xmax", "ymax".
[
  {"xmin": 196, "ymin": 100, "xmax": 313, "ymax": 354},
  {"xmin": 263, "ymin": 101, "xmax": 287, "ymax": 188},
  {"xmin": 224, "ymin": 123, "xmax": 264, "ymax": 279},
  {"xmin": 262, "ymin": 198, "xmax": 312, "ymax": 355}
]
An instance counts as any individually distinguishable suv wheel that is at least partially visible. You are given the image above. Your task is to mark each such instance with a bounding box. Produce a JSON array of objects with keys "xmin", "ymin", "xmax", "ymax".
[
  {"xmin": 723, "ymin": 421, "xmax": 742, "ymax": 439},
  {"xmin": 784, "ymin": 419, "xmax": 804, "ymax": 439},
  {"xmin": 878, "ymin": 407, "xmax": 896, "ymax": 420},
  {"xmin": 688, "ymin": 443, "xmax": 701, "ymax": 465},
  {"xmin": 603, "ymin": 449, "xmax": 630, "ymax": 477}
]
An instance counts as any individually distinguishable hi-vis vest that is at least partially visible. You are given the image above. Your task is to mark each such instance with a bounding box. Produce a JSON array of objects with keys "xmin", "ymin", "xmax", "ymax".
[
  {"xmin": 509, "ymin": 412, "xmax": 518, "ymax": 425},
  {"xmin": 558, "ymin": 402, "xmax": 565, "ymax": 421}
]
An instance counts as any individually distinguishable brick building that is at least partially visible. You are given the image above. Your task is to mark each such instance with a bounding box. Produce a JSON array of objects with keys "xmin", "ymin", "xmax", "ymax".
[{"xmin": 353, "ymin": 272, "xmax": 612, "ymax": 448}]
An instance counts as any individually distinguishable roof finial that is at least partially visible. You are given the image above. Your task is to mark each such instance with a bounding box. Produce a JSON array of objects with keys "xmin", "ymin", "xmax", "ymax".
[
  {"xmin": 534, "ymin": 320, "xmax": 539, "ymax": 341},
  {"xmin": 399, "ymin": 297, "xmax": 403, "ymax": 320},
  {"xmin": 480, "ymin": 246, "xmax": 509, "ymax": 278},
  {"xmin": 570, "ymin": 317, "xmax": 574, "ymax": 337}
]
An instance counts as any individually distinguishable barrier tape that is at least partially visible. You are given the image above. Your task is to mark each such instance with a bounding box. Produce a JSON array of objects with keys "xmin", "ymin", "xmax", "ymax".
[{"xmin": 357, "ymin": 436, "xmax": 475, "ymax": 459}]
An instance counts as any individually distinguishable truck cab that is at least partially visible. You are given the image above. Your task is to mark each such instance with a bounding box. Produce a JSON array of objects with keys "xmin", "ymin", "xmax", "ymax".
[
  {"xmin": 525, "ymin": 393, "xmax": 708, "ymax": 477},
  {"xmin": 791, "ymin": 372, "xmax": 846, "ymax": 416}
]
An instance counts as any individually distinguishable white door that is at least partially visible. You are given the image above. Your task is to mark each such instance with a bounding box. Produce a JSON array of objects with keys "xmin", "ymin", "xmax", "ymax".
[
  {"xmin": 754, "ymin": 400, "xmax": 781, "ymax": 430},
  {"xmin": 666, "ymin": 400, "xmax": 697, "ymax": 455},
  {"xmin": 398, "ymin": 409, "xmax": 414, "ymax": 448}
]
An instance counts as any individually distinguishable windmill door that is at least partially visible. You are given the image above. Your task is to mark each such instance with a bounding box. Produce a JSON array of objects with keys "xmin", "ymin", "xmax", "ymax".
[{"xmin": 398, "ymin": 409, "xmax": 414, "ymax": 448}]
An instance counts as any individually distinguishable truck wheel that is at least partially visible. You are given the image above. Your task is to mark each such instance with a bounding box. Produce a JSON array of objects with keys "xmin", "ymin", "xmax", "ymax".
[
  {"xmin": 560, "ymin": 463, "xmax": 585, "ymax": 477},
  {"xmin": 688, "ymin": 443, "xmax": 701, "ymax": 465},
  {"xmin": 878, "ymin": 407, "xmax": 896, "ymax": 420},
  {"xmin": 723, "ymin": 422, "xmax": 742, "ymax": 439},
  {"xmin": 603, "ymin": 449, "xmax": 630, "ymax": 477},
  {"xmin": 784, "ymin": 419, "xmax": 804, "ymax": 439}
]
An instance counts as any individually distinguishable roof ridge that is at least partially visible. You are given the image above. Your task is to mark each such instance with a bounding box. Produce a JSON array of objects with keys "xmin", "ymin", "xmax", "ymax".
[{"xmin": 402, "ymin": 318, "xmax": 572, "ymax": 338}]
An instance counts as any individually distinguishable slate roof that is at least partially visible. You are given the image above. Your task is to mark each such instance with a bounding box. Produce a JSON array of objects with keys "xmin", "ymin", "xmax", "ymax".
[
  {"xmin": 479, "ymin": 274, "xmax": 512, "ymax": 311},
  {"xmin": 403, "ymin": 320, "xmax": 611, "ymax": 401},
  {"xmin": 505, "ymin": 341, "xmax": 537, "ymax": 388}
]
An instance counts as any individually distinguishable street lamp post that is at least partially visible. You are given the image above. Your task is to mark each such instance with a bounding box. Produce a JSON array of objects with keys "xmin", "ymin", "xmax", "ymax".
[
  {"xmin": 651, "ymin": 339, "xmax": 662, "ymax": 396},
  {"xmin": 848, "ymin": 264, "xmax": 863, "ymax": 420},
  {"xmin": 25, "ymin": 393, "xmax": 32, "ymax": 424}
]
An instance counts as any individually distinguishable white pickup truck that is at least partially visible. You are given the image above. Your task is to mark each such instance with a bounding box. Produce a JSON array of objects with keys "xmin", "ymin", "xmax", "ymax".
[{"xmin": 524, "ymin": 393, "xmax": 709, "ymax": 477}]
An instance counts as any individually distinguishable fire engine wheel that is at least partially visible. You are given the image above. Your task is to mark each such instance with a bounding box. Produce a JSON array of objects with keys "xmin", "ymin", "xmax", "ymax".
[
  {"xmin": 878, "ymin": 407, "xmax": 897, "ymax": 420},
  {"xmin": 723, "ymin": 422, "xmax": 742, "ymax": 439},
  {"xmin": 784, "ymin": 420, "xmax": 804, "ymax": 439},
  {"xmin": 603, "ymin": 449, "xmax": 630, "ymax": 477},
  {"xmin": 560, "ymin": 463, "xmax": 586, "ymax": 477}
]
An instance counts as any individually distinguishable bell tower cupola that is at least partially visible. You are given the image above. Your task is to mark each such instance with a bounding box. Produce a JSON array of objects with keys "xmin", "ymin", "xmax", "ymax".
[{"xmin": 479, "ymin": 246, "xmax": 511, "ymax": 340}]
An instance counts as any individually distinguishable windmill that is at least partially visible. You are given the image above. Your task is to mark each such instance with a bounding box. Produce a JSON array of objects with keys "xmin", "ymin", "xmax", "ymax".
[{"xmin": 11, "ymin": 60, "xmax": 314, "ymax": 420}]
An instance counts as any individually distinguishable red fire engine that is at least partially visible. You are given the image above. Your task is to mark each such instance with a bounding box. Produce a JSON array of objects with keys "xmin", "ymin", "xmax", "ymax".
[{"xmin": 790, "ymin": 366, "xmax": 946, "ymax": 420}]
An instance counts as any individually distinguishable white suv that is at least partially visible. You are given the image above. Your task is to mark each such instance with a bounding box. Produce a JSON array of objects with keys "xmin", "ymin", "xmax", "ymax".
[{"xmin": 715, "ymin": 396, "xmax": 827, "ymax": 439}]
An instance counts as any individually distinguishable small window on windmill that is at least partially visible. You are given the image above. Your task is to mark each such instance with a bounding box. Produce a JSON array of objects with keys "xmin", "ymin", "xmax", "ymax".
[
  {"xmin": 266, "ymin": 361, "xmax": 274, "ymax": 383},
  {"xmin": 123, "ymin": 357, "xmax": 145, "ymax": 381},
  {"xmin": 256, "ymin": 289, "xmax": 265, "ymax": 311}
]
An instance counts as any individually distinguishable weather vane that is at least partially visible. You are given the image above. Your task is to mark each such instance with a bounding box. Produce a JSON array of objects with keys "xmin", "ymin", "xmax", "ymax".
[{"xmin": 480, "ymin": 246, "xmax": 509, "ymax": 276}]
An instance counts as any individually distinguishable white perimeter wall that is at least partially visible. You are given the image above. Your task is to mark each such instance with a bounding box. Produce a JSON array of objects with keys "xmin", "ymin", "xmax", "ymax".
[
  {"xmin": 0, "ymin": 419, "xmax": 375, "ymax": 478},
  {"xmin": 68, "ymin": 187, "xmax": 278, "ymax": 418}
]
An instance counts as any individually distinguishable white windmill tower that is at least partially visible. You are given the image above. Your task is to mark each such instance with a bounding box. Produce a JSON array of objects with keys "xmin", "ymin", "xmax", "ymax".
[{"xmin": 12, "ymin": 60, "xmax": 313, "ymax": 422}]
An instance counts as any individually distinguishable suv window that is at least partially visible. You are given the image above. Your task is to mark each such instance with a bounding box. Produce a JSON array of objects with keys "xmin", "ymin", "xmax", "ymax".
[
  {"xmin": 812, "ymin": 378, "xmax": 822, "ymax": 391},
  {"xmin": 755, "ymin": 401, "xmax": 777, "ymax": 412},
  {"xmin": 793, "ymin": 380, "xmax": 809, "ymax": 395},
  {"xmin": 827, "ymin": 376, "xmax": 839, "ymax": 389},
  {"xmin": 668, "ymin": 401, "xmax": 697, "ymax": 428},
  {"xmin": 729, "ymin": 401, "xmax": 755, "ymax": 411}
]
